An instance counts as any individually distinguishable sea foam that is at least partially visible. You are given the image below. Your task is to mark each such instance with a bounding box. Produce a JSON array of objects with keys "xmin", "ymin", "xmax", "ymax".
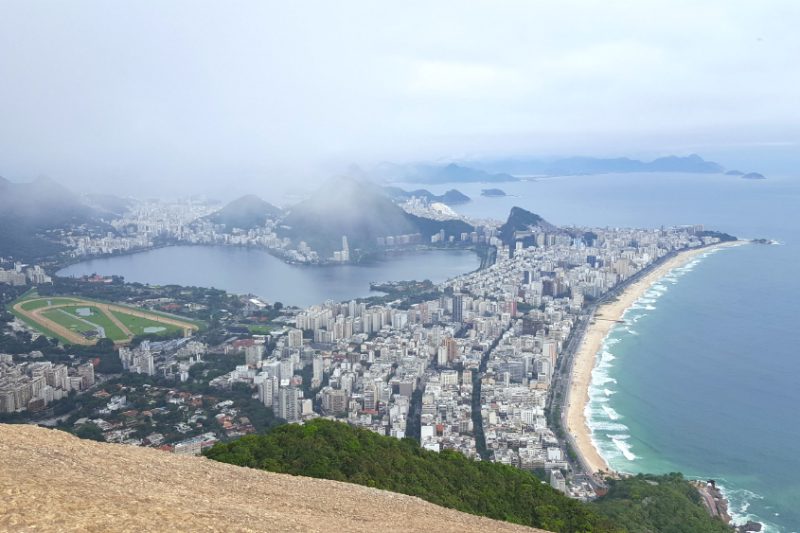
[{"xmin": 610, "ymin": 436, "xmax": 637, "ymax": 461}]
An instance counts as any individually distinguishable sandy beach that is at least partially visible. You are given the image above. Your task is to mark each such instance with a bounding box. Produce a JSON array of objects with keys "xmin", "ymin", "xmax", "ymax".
[{"xmin": 565, "ymin": 242, "xmax": 741, "ymax": 475}]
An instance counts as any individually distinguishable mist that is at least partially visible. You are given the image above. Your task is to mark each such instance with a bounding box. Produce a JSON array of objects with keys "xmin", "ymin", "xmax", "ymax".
[{"xmin": 1, "ymin": 0, "xmax": 799, "ymax": 198}]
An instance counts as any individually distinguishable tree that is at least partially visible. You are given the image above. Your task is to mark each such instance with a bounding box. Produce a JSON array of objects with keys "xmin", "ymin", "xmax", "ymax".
[{"xmin": 75, "ymin": 422, "xmax": 105, "ymax": 442}]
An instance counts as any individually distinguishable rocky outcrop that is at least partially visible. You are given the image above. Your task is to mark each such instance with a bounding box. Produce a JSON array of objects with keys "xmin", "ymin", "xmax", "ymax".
[{"xmin": 0, "ymin": 424, "xmax": 546, "ymax": 533}]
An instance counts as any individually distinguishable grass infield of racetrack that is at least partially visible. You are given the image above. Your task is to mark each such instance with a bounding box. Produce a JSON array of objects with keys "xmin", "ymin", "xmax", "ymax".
[{"xmin": 9, "ymin": 294, "xmax": 200, "ymax": 346}]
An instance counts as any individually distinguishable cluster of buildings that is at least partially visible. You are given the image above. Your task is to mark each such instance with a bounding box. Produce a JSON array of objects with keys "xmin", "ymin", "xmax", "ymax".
[
  {"xmin": 119, "ymin": 339, "xmax": 207, "ymax": 381},
  {"xmin": 39, "ymin": 208, "xmax": 720, "ymax": 498},
  {"xmin": 222, "ymin": 224, "xmax": 721, "ymax": 496},
  {"xmin": 78, "ymin": 387, "xmax": 256, "ymax": 454},
  {"xmin": 64, "ymin": 199, "xmax": 216, "ymax": 258},
  {"xmin": 57, "ymin": 195, "xmax": 499, "ymax": 265},
  {"xmin": 0, "ymin": 263, "xmax": 51, "ymax": 286},
  {"xmin": 0, "ymin": 354, "xmax": 94, "ymax": 413},
  {"xmin": 400, "ymin": 196, "xmax": 465, "ymax": 222}
]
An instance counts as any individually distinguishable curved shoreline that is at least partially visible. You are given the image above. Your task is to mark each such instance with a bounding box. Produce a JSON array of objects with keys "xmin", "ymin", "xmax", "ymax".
[{"xmin": 565, "ymin": 241, "xmax": 742, "ymax": 476}]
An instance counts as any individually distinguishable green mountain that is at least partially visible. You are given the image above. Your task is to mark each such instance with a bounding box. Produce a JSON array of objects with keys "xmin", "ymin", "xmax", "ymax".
[
  {"xmin": 278, "ymin": 178, "xmax": 473, "ymax": 258},
  {"xmin": 0, "ymin": 176, "xmax": 102, "ymax": 261},
  {"xmin": 498, "ymin": 207, "xmax": 553, "ymax": 246},
  {"xmin": 205, "ymin": 419, "xmax": 609, "ymax": 532},
  {"xmin": 205, "ymin": 419, "xmax": 731, "ymax": 533},
  {"xmin": 205, "ymin": 194, "xmax": 282, "ymax": 230}
]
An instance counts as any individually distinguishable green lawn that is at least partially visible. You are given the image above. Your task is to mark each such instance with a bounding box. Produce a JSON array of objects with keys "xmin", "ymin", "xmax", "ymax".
[
  {"xmin": 59, "ymin": 306, "xmax": 130, "ymax": 342},
  {"xmin": 9, "ymin": 292, "xmax": 200, "ymax": 343},
  {"xmin": 110, "ymin": 301, "xmax": 202, "ymax": 324},
  {"xmin": 19, "ymin": 297, "xmax": 81, "ymax": 311},
  {"xmin": 110, "ymin": 310, "xmax": 184, "ymax": 336},
  {"xmin": 41, "ymin": 309, "xmax": 102, "ymax": 338}
]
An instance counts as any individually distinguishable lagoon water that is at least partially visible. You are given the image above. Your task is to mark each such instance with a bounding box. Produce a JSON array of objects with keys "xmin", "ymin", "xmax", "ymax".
[
  {"xmin": 57, "ymin": 246, "xmax": 480, "ymax": 308},
  {"xmin": 402, "ymin": 173, "xmax": 800, "ymax": 532}
]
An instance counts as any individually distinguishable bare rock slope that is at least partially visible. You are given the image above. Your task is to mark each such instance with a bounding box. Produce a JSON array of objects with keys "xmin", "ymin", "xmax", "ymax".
[{"xmin": 0, "ymin": 424, "xmax": 547, "ymax": 533}]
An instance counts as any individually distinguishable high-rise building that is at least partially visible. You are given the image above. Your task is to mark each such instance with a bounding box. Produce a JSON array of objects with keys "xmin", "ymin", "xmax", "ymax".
[
  {"xmin": 245, "ymin": 344, "xmax": 264, "ymax": 367},
  {"xmin": 278, "ymin": 386, "xmax": 301, "ymax": 421},
  {"xmin": 77, "ymin": 362, "xmax": 95, "ymax": 389},
  {"xmin": 312, "ymin": 356, "xmax": 323, "ymax": 384},
  {"xmin": 287, "ymin": 329, "xmax": 303, "ymax": 348},
  {"xmin": 321, "ymin": 387, "xmax": 348, "ymax": 415},
  {"xmin": 258, "ymin": 377, "xmax": 277, "ymax": 407},
  {"xmin": 452, "ymin": 294, "xmax": 463, "ymax": 324}
]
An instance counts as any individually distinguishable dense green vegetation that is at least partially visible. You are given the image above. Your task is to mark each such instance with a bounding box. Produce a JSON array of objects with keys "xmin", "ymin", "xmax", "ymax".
[
  {"xmin": 205, "ymin": 420, "xmax": 732, "ymax": 533},
  {"xmin": 594, "ymin": 474, "xmax": 730, "ymax": 533},
  {"xmin": 206, "ymin": 419, "xmax": 610, "ymax": 532}
]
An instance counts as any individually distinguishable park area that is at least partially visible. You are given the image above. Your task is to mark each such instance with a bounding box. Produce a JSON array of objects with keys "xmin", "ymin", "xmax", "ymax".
[{"xmin": 10, "ymin": 293, "xmax": 199, "ymax": 346}]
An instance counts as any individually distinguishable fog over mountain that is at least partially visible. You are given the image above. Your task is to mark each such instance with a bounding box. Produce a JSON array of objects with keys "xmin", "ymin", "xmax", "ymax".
[{"xmin": 1, "ymin": 1, "xmax": 798, "ymax": 196}]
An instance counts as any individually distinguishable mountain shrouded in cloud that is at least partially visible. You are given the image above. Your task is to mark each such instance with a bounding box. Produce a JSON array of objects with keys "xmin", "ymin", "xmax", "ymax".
[
  {"xmin": 205, "ymin": 194, "xmax": 283, "ymax": 230},
  {"xmin": 278, "ymin": 177, "xmax": 473, "ymax": 258}
]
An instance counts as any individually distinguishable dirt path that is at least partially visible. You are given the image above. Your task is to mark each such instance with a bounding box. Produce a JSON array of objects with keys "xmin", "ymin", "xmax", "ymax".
[{"xmin": 94, "ymin": 304, "xmax": 134, "ymax": 338}]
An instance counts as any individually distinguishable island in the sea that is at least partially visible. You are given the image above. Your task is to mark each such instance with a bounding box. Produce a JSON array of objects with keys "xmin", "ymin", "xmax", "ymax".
[{"xmin": 481, "ymin": 188, "xmax": 507, "ymax": 197}]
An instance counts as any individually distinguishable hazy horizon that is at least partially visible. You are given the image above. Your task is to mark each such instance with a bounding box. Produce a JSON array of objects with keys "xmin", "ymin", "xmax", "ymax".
[{"xmin": 1, "ymin": 1, "xmax": 798, "ymax": 197}]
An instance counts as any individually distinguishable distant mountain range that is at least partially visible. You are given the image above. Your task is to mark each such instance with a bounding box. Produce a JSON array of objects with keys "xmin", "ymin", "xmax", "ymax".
[
  {"xmin": 473, "ymin": 154, "xmax": 726, "ymax": 176},
  {"xmin": 369, "ymin": 154, "xmax": 767, "ymax": 185},
  {"xmin": 205, "ymin": 194, "xmax": 283, "ymax": 230},
  {"xmin": 371, "ymin": 162, "xmax": 517, "ymax": 184},
  {"xmin": 277, "ymin": 177, "xmax": 473, "ymax": 258},
  {"xmin": 382, "ymin": 186, "xmax": 471, "ymax": 205}
]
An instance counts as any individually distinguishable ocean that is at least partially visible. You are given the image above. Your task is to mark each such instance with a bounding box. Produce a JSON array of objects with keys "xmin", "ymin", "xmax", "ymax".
[{"xmin": 399, "ymin": 173, "xmax": 800, "ymax": 532}]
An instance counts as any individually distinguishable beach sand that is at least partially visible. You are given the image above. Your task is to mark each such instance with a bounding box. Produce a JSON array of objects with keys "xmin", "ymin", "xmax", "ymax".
[{"xmin": 565, "ymin": 242, "xmax": 741, "ymax": 475}]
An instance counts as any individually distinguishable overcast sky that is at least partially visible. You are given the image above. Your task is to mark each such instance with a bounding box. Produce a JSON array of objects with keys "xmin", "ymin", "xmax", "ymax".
[{"xmin": 1, "ymin": 1, "xmax": 798, "ymax": 196}]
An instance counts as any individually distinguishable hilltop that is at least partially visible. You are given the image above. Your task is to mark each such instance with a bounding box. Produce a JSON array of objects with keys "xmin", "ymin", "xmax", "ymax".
[
  {"xmin": 205, "ymin": 194, "xmax": 283, "ymax": 230},
  {"xmin": 0, "ymin": 423, "xmax": 545, "ymax": 533},
  {"xmin": 498, "ymin": 206, "xmax": 555, "ymax": 246}
]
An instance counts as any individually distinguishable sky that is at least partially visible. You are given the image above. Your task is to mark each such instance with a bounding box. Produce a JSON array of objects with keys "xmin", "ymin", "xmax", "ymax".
[{"xmin": 1, "ymin": 1, "xmax": 798, "ymax": 197}]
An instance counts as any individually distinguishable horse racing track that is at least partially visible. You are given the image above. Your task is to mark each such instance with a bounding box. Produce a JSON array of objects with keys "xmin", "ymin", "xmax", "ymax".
[{"xmin": 12, "ymin": 296, "xmax": 199, "ymax": 346}]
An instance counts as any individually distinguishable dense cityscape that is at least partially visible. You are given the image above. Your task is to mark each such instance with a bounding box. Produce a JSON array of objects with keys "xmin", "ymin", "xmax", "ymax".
[{"xmin": 1, "ymin": 206, "xmax": 724, "ymax": 500}]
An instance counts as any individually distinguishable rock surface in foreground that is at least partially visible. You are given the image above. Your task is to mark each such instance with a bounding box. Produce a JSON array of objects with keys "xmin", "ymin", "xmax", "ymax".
[{"xmin": 0, "ymin": 424, "xmax": 546, "ymax": 533}]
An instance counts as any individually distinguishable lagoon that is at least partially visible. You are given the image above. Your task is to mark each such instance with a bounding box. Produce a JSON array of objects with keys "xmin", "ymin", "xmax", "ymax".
[{"xmin": 56, "ymin": 246, "xmax": 480, "ymax": 308}]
